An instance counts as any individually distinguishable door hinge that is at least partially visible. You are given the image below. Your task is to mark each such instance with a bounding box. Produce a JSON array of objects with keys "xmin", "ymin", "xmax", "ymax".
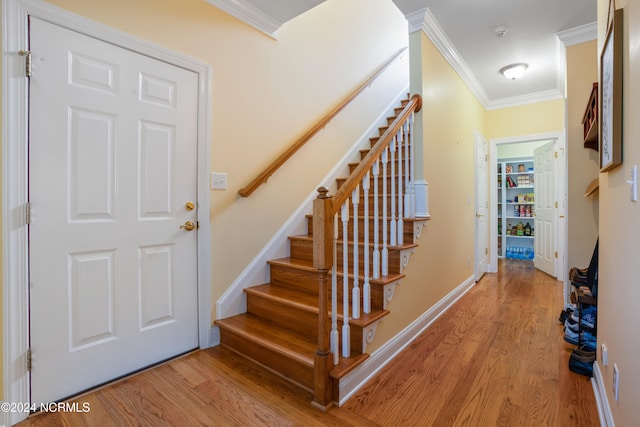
[
  {"xmin": 27, "ymin": 348, "xmax": 32, "ymax": 372},
  {"xmin": 555, "ymin": 251, "xmax": 558, "ymax": 259},
  {"xmin": 555, "ymin": 201, "xmax": 558, "ymax": 209},
  {"xmin": 25, "ymin": 202, "xmax": 31, "ymax": 225},
  {"xmin": 554, "ymin": 151, "xmax": 558, "ymax": 158},
  {"xmin": 19, "ymin": 50, "xmax": 32, "ymax": 78}
]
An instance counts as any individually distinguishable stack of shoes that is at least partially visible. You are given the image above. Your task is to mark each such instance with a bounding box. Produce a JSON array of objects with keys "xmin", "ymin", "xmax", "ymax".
[
  {"xmin": 563, "ymin": 305, "xmax": 597, "ymax": 352},
  {"xmin": 568, "ymin": 348, "xmax": 596, "ymax": 377}
]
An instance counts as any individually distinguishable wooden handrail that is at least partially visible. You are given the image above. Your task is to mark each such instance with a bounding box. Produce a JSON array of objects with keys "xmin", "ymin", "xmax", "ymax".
[
  {"xmin": 330, "ymin": 93, "xmax": 422, "ymax": 212},
  {"xmin": 238, "ymin": 47, "xmax": 409, "ymax": 197}
]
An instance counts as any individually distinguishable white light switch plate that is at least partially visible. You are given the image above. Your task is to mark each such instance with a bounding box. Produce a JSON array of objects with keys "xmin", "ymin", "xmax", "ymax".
[
  {"xmin": 627, "ymin": 165, "xmax": 638, "ymax": 202},
  {"xmin": 211, "ymin": 172, "xmax": 228, "ymax": 190}
]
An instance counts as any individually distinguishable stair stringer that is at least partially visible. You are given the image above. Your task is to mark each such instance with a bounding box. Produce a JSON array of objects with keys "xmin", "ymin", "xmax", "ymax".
[{"xmin": 215, "ymin": 85, "xmax": 409, "ymax": 323}]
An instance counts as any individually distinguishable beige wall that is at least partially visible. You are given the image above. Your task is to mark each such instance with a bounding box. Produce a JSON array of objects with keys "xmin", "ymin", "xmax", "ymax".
[
  {"xmin": 566, "ymin": 41, "xmax": 599, "ymax": 276},
  {"xmin": 485, "ymin": 99, "xmax": 565, "ymax": 140},
  {"xmin": 596, "ymin": 0, "xmax": 640, "ymax": 424},
  {"xmin": 33, "ymin": 0, "xmax": 408, "ymax": 320},
  {"xmin": 368, "ymin": 30, "xmax": 487, "ymax": 352}
]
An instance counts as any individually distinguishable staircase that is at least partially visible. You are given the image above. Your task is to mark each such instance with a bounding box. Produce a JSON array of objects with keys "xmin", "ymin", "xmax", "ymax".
[{"xmin": 215, "ymin": 94, "xmax": 426, "ymax": 407}]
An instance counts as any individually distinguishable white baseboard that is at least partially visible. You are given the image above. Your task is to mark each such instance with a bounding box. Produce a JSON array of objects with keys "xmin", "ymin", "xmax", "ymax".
[
  {"xmin": 338, "ymin": 274, "xmax": 476, "ymax": 405},
  {"xmin": 592, "ymin": 361, "xmax": 615, "ymax": 427}
]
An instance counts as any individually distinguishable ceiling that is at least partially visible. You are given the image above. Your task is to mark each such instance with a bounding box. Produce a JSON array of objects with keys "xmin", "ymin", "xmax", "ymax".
[{"xmin": 206, "ymin": 0, "xmax": 598, "ymax": 109}]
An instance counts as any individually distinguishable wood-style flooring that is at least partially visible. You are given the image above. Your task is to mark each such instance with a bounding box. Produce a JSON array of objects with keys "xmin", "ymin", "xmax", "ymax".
[{"xmin": 19, "ymin": 259, "xmax": 599, "ymax": 426}]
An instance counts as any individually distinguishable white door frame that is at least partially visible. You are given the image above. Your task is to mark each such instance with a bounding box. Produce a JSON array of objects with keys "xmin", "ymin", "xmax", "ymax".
[
  {"xmin": 474, "ymin": 130, "xmax": 489, "ymax": 281},
  {"xmin": 2, "ymin": 1, "xmax": 212, "ymax": 423},
  {"xmin": 488, "ymin": 131, "xmax": 567, "ymax": 281}
]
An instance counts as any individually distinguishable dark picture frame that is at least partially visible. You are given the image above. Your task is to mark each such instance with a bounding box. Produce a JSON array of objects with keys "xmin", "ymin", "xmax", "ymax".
[{"xmin": 599, "ymin": 8, "xmax": 623, "ymax": 172}]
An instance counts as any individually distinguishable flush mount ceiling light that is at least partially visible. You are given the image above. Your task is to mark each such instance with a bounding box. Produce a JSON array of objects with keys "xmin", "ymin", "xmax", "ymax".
[{"xmin": 500, "ymin": 63, "xmax": 528, "ymax": 80}]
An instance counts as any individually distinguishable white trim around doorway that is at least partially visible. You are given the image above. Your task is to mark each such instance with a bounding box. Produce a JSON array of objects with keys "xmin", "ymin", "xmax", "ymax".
[
  {"xmin": 489, "ymin": 131, "xmax": 567, "ymax": 285},
  {"xmin": 2, "ymin": 1, "xmax": 212, "ymax": 424}
]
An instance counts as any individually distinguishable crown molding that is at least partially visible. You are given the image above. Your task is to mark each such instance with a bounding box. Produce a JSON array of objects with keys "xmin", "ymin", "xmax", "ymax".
[
  {"xmin": 406, "ymin": 7, "xmax": 575, "ymax": 110},
  {"xmin": 486, "ymin": 88, "xmax": 564, "ymax": 110},
  {"xmin": 205, "ymin": 0, "xmax": 282, "ymax": 39},
  {"xmin": 557, "ymin": 21, "xmax": 597, "ymax": 47},
  {"xmin": 409, "ymin": 7, "xmax": 491, "ymax": 108}
]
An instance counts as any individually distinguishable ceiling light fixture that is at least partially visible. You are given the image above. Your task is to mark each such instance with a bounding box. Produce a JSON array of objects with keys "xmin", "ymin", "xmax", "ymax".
[{"xmin": 500, "ymin": 63, "xmax": 528, "ymax": 80}]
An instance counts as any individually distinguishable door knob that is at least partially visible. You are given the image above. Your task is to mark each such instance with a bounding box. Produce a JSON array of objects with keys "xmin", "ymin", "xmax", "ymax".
[{"xmin": 180, "ymin": 221, "xmax": 196, "ymax": 231}]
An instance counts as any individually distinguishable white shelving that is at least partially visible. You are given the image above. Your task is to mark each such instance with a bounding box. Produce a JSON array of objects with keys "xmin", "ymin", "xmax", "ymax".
[{"xmin": 497, "ymin": 159, "xmax": 535, "ymax": 260}]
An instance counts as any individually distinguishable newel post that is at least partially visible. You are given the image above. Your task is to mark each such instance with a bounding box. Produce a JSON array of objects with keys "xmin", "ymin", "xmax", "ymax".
[{"xmin": 312, "ymin": 186, "xmax": 334, "ymax": 410}]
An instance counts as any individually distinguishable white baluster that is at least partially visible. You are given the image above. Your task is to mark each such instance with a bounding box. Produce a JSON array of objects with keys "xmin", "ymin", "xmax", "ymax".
[
  {"xmin": 381, "ymin": 147, "xmax": 389, "ymax": 277},
  {"xmin": 397, "ymin": 129, "xmax": 404, "ymax": 246},
  {"xmin": 351, "ymin": 186, "xmax": 360, "ymax": 320},
  {"xmin": 331, "ymin": 212, "xmax": 339, "ymax": 365},
  {"xmin": 372, "ymin": 160, "xmax": 380, "ymax": 279},
  {"xmin": 404, "ymin": 120, "xmax": 412, "ymax": 218},
  {"xmin": 341, "ymin": 202, "xmax": 350, "ymax": 357},
  {"xmin": 362, "ymin": 172, "xmax": 371, "ymax": 313},
  {"xmin": 409, "ymin": 113, "xmax": 416, "ymax": 217},
  {"xmin": 389, "ymin": 136, "xmax": 396, "ymax": 247}
]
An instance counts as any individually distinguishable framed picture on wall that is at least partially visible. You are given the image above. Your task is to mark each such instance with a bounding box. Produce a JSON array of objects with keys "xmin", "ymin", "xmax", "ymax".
[{"xmin": 599, "ymin": 8, "xmax": 623, "ymax": 172}]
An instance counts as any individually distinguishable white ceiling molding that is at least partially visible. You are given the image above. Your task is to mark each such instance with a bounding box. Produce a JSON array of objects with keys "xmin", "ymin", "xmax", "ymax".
[
  {"xmin": 409, "ymin": 7, "xmax": 490, "ymax": 108},
  {"xmin": 486, "ymin": 88, "xmax": 564, "ymax": 111},
  {"xmin": 406, "ymin": 7, "xmax": 573, "ymax": 110},
  {"xmin": 557, "ymin": 21, "xmax": 597, "ymax": 47},
  {"xmin": 205, "ymin": 0, "xmax": 282, "ymax": 39}
]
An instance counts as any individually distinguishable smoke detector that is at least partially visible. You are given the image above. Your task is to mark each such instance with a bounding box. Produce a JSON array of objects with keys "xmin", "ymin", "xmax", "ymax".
[{"xmin": 493, "ymin": 26, "xmax": 509, "ymax": 38}]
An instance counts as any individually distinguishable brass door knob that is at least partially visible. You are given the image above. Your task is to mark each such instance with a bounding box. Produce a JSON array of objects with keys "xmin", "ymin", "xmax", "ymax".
[{"xmin": 180, "ymin": 221, "xmax": 196, "ymax": 231}]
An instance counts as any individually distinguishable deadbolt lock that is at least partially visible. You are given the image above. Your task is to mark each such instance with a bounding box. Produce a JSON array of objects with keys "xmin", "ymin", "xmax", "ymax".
[{"xmin": 185, "ymin": 202, "xmax": 195, "ymax": 211}]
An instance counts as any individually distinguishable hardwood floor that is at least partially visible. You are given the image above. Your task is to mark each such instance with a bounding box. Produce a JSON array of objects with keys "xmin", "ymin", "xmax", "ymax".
[{"xmin": 19, "ymin": 260, "xmax": 599, "ymax": 426}]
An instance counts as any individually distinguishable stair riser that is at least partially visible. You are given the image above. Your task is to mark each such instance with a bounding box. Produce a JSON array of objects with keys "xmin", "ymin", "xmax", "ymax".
[
  {"xmin": 336, "ymin": 176, "xmax": 411, "ymax": 191},
  {"xmin": 306, "ymin": 216, "xmax": 418, "ymax": 244},
  {"xmin": 245, "ymin": 293, "xmax": 380, "ymax": 354},
  {"xmin": 262, "ymin": 264, "xmax": 385, "ymax": 310},
  {"xmin": 219, "ymin": 328, "xmax": 314, "ymax": 390},
  {"xmin": 246, "ymin": 293, "xmax": 317, "ymax": 338},
  {"xmin": 269, "ymin": 262, "xmax": 320, "ymax": 293},
  {"xmin": 289, "ymin": 238, "xmax": 406, "ymax": 274}
]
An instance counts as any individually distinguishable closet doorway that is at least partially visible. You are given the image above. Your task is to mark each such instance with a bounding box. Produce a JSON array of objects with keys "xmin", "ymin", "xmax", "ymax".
[{"xmin": 489, "ymin": 132, "xmax": 567, "ymax": 284}]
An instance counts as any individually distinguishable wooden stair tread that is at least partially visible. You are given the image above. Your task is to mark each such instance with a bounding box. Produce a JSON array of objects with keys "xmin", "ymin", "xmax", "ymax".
[
  {"xmin": 247, "ymin": 283, "xmax": 391, "ymax": 327},
  {"xmin": 330, "ymin": 353, "xmax": 370, "ymax": 380},
  {"xmin": 268, "ymin": 256, "xmax": 406, "ymax": 285},
  {"xmin": 215, "ymin": 314, "xmax": 315, "ymax": 367},
  {"xmin": 289, "ymin": 234, "xmax": 420, "ymax": 251},
  {"xmin": 246, "ymin": 283, "xmax": 318, "ymax": 308}
]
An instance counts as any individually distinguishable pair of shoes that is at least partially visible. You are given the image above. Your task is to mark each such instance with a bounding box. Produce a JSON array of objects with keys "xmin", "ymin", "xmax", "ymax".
[
  {"xmin": 570, "ymin": 267, "xmax": 589, "ymax": 284},
  {"xmin": 569, "ymin": 348, "xmax": 594, "ymax": 377},
  {"xmin": 571, "ymin": 306, "xmax": 597, "ymax": 329},
  {"xmin": 571, "ymin": 348, "xmax": 595, "ymax": 363},
  {"xmin": 563, "ymin": 329, "xmax": 597, "ymax": 352},
  {"xmin": 558, "ymin": 306, "xmax": 574, "ymax": 323},
  {"xmin": 565, "ymin": 316, "xmax": 595, "ymax": 334}
]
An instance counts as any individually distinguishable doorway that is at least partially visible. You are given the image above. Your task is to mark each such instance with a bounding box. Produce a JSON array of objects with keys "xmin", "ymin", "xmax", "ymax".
[
  {"xmin": 488, "ymin": 132, "xmax": 567, "ymax": 284},
  {"xmin": 3, "ymin": 1, "xmax": 212, "ymax": 423}
]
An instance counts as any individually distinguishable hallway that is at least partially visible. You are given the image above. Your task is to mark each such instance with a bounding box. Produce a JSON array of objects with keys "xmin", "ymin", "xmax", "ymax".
[{"xmin": 20, "ymin": 260, "xmax": 598, "ymax": 426}]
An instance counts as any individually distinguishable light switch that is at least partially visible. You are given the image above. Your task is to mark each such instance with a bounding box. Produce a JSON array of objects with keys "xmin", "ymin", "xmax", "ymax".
[
  {"xmin": 626, "ymin": 165, "xmax": 637, "ymax": 202},
  {"xmin": 211, "ymin": 172, "xmax": 228, "ymax": 190}
]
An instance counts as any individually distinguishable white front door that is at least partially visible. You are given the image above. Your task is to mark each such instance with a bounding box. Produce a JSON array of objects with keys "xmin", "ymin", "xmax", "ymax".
[
  {"xmin": 29, "ymin": 17, "xmax": 199, "ymax": 404},
  {"xmin": 475, "ymin": 132, "xmax": 489, "ymax": 280},
  {"xmin": 534, "ymin": 142, "xmax": 556, "ymax": 277}
]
